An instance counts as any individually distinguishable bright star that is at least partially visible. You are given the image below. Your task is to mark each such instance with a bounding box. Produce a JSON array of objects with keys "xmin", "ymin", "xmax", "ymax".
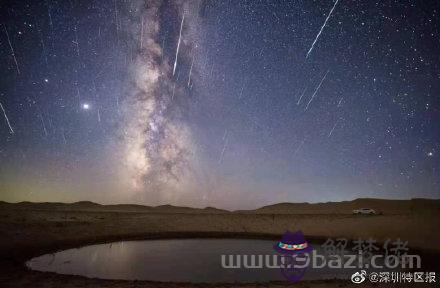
[
  {"xmin": 82, "ymin": 103, "xmax": 90, "ymax": 110},
  {"xmin": 428, "ymin": 152, "xmax": 434, "ymax": 157}
]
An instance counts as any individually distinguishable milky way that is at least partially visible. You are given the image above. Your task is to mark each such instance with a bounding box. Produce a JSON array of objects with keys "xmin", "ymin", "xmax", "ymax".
[{"xmin": 121, "ymin": 0, "xmax": 201, "ymax": 204}]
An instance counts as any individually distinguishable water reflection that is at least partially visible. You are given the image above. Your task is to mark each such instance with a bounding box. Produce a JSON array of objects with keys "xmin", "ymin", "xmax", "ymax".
[{"xmin": 27, "ymin": 239, "xmax": 365, "ymax": 282}]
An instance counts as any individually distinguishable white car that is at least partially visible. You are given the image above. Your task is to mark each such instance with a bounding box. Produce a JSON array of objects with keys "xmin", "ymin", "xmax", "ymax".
[{"xmin": 353, "ymin": 208, "xmax": 376, "ymax": 215}]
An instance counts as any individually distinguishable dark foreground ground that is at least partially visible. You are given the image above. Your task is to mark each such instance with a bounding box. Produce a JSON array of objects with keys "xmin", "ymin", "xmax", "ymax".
[{"xmin": 0, "ymin": 202, "xmax": 439, "ymax": 287}]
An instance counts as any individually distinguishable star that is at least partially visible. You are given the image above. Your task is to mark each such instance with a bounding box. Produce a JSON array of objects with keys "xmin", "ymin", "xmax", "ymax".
[{"xmin": 82, "ymin": 103, "xmax": 90, "ymax": 110}]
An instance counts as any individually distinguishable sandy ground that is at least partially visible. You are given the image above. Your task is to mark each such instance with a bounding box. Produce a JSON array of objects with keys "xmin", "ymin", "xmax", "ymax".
[{"xmin": 0, "ymin": 206, "xmax": 439, "ymax": 287}]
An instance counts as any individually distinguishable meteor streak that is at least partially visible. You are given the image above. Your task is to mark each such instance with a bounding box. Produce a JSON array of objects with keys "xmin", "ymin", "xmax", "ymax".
[
  {"xmin": 305, "ymin": 70, "xmax": 329, "ymax": 111},
  {"xmin": 328, "ymin": 120, "xmax": 338, "ymax": 138},
  {"xmin": 337, "ymin": 97, "xmax": 343, "ymax": 107},
  {"xmin": 188, "ymin": 52, "xmax": 194, "ymax": 87},
  {"xmin": 306, "ymin": 0, "xmax": 340, "ymax": 59},
  {"xmin": 0, "ymin": 102, "xmax": 14, "ymax": 134},
  {"xmin": 297, "ymin": 86, "xmax": 307, "ymax": 105},
  {"xmin": 173, "ymin": 12, "xmax": 185, "ymax": 76},
  {"xmin": 3, "ymin": 24, "xmax": 20, "ymax": 75},
  {"xmin": 219, "ymin": 131, "xmax": 229, "ymax": 164}
]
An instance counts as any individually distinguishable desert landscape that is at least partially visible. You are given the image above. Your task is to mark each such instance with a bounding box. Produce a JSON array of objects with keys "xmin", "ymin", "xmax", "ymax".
[{"xmin": 1, "ymin": 198, "xmax": 439, "ymax": 287}]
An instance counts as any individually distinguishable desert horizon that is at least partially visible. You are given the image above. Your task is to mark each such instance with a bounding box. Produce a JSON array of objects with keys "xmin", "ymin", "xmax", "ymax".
[{"xmin": 2, "ymin": 196, "xmax": 440, "ymax": 213}]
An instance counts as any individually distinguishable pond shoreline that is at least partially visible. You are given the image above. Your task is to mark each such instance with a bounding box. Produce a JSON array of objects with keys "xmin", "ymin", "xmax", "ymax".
[
  {"xmin": 0, "ymin": 232, "xmax": 343, "ymax": 288},
  {"xmin": 1, "ymin": 208, "xmax": 439, "ymax": 287}
]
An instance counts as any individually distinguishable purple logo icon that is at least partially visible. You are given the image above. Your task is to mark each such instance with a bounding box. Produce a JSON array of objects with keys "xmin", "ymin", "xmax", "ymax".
[{"xmin": 274, "ymin": 230, "xmax": 312, "ymax": 282}]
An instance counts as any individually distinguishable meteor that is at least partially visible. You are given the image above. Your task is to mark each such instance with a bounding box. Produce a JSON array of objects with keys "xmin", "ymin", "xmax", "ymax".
[
  {"xmin": 188, "ymin": 52, "xmax": 194, "ymax": 87},
  {"xmin": 305, "ymin": 70, "xmax": 329, "ymax": 110},
  {"xmin": 173, "ymin": 12, "xmax": 185, "ymax": 76},
  {"xmin": 297, "ymin": 86, "xmax": 307, "ymax": 105},
  {"xmin": 3, "ymin": 24, "xmax": 20, "ymax": 75},
  {"xmin": 0, "ymin": 102, "xmax": 14, "ymax": 134},
  {"xmin": 306, "ymin": 0, "xmax": 340, "ymax": 59},
  {"xmin": 328, "ymin": 119, "xmax": 339, "ymax": 138}
]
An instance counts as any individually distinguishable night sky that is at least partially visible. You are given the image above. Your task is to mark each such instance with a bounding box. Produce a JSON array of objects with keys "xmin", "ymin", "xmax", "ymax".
[{"xmin": 0, "ymin": 0, "xmax": 439, "ymax": 209}]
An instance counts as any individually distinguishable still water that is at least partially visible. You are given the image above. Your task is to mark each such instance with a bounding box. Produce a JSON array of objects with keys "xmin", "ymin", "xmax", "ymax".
[{"xmin": 27, "ymin": 239, "xmax": 359, "ymax": 282}]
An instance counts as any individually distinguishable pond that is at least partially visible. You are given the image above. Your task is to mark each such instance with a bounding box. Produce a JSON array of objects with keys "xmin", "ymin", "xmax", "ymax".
[{"xmin": 26, "ymin": 238, "xmax": 373, "ymax": 283}]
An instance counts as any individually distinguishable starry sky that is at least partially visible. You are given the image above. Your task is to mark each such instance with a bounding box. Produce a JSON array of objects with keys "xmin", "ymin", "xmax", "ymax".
[{"xmin": 0, "ymin": 0, "xmax": 439, "ymax": 209}]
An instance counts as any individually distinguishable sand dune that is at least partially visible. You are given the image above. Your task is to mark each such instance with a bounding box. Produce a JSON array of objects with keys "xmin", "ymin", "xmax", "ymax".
[
  {"xmin": 2, "ymin": 198, "xmax": 439, "ymax": 215},
  {"xmin": 0, "ymin": 201, "xmax": 229, "ymax": 214},
  {"xmin": 250, "ymin": 198, "xmax": 440, "ymax": 214}
]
